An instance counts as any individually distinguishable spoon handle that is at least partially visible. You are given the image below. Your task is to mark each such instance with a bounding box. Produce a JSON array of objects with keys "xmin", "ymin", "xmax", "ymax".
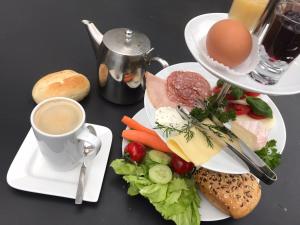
[{"xmin": 75, "ymin": 164, "xmax": 86, "ymax": 204}]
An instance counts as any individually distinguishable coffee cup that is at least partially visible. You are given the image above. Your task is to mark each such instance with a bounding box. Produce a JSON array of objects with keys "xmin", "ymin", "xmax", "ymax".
[{"xmin": 30, "ymin": 97, "xmax": 101, "ymax": 171}]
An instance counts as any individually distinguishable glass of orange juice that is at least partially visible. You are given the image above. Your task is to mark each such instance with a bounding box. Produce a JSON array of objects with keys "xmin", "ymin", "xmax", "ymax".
[{"xmin": 229, "ymin": 0, "xmax": 269, "ymax": 32}]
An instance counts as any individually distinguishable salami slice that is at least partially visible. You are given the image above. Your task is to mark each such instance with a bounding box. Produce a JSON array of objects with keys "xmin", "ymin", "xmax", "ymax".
[{"xmin": 166, "ymin": 71, "xmax": 211, "ymax": 107}]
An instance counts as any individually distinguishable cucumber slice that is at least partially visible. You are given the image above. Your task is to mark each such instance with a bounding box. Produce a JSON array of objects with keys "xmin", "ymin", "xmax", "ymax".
[
  {"xmin": 149, "ymin": 164, "xmax": 172, "ymax": 184},
  {"xmin": 148, "ymin": 150, "xmax": 171, "ymax": 165}
]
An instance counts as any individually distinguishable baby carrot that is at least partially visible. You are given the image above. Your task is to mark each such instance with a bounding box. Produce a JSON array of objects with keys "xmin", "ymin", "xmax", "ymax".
[
  {"xmin": 122, "ymin": 129, "xmax": 171, "ymax": 153},
  {"xmin": 121, "ymin": 115, "xmax": 158, "ymax": 137}
]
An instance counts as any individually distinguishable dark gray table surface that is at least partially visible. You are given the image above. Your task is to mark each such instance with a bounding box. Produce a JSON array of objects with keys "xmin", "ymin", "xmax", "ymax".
[{"xmin": 0, "ymin": 0, "xmax": 299, "ymax": 224}]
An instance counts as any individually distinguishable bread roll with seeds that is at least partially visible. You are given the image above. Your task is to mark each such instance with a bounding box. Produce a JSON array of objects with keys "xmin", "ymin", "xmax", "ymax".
[{"xmin": 193, "ymin": 168, "xmax": 261, "ymax": 219}]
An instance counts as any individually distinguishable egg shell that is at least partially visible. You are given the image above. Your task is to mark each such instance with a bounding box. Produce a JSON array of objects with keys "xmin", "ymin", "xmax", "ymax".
[{"xmin": 206, "ymin": 19, "xmax": 252, "ymax": 68}]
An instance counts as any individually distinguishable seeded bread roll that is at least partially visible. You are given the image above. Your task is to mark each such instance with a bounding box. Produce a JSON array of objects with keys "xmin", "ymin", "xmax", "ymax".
[
  {"xmin": 194, "ymin": 168, "xmax": 261, "ymax": 219},
  {"xmin": 32, "ymin": 70, "xmax": 90, "ymax": 104}
]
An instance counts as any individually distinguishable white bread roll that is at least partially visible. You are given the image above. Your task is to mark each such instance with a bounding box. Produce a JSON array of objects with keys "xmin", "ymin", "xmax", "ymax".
[
  {"xmin": 194, "ymin": 168, "xmax": 261, "ymax": 219},
  {"xmin": 32, "ymin": 70, "xmax": 90, "ymax": 103}
]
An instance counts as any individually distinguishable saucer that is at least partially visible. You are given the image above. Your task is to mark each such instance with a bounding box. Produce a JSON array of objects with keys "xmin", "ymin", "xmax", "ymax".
[{"xmin": 6, "ymin": 123, "xmax": 113, "ymax": 202}]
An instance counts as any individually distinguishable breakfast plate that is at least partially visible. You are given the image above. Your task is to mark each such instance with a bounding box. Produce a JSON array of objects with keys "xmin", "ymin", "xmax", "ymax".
[
  {"xmin": 122, "ymin": 108, "xmax": 230, "ymax": 221},
  {"xmin": 144, "ymin": 62, "xmax": 286, "ymax": 174},
  {"xmin": 184, "ymin": 13, "xmax": 300, "ymax": 95},
  {"xmin": 7, "ymin": 123, "xmax": 112, "ymax": 202}
]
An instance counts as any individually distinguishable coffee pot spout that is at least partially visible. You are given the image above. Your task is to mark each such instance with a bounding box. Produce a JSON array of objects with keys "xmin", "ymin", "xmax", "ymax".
[{"xmin": 81, "ymin": 19, "xmax": 103, "ymax": 56}]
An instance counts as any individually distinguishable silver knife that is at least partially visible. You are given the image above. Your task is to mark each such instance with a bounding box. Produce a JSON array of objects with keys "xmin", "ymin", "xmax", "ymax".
[{"xmin": 176, "ymin": 106, "xmax": 277, "ymax": 185}]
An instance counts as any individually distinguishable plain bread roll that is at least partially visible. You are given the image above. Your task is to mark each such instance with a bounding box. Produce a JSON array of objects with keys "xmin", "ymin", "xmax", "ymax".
[{"xmin": 32, "ymin": 70, "xmax": 90, "ymax": 103}]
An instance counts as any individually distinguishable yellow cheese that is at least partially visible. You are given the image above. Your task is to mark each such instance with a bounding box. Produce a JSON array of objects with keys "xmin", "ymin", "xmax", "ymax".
[
  {"xmin": 167, "ymin": 127, "xmax": 223, "ymax": 166},
  {"xmin": 166, "ymin": 140, "xmax": 190, "ymax": 162}
]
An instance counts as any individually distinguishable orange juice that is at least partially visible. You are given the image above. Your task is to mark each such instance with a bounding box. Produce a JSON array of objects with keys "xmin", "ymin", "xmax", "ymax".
[{"xmin": 229, "ymin": 0, "xmax": 269, "ymax": 32}]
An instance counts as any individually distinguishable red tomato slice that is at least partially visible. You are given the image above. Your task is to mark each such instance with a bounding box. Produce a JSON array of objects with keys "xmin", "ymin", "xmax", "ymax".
[
  {"xmin": 226, "ymin": 94, "xmax": 246, "ymax": 100},
  {"xmin": 228, "ymin": 103, "xmax": 251, "ymax": 115},
  {"xmin": 225, "ymin": 94, "xmax": 235, "ymax": 100},
  {"xmin": 213, "ymin": 86, "xmax": 221, "ymax": 94},
  {"xmin": 245, "ymin": 91, "xmax": 260, "ymax": 97},
  {"xmin": 247, "ymin": 111, "xmax": 266, "ymax": 119}
]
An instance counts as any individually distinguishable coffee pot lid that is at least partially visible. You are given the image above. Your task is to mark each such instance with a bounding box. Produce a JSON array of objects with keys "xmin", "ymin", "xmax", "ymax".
[{"xmin": 103, "ymin": 28, "xmax": 151, "ymax": 56}]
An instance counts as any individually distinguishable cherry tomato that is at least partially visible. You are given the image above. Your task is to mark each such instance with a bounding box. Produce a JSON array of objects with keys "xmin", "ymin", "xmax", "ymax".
[
  {"xmin": 171, "ymin": 154, "xmax": 194, "ymax": 175},
  {"xmin": 244, "ymin": 91, "xmax": 260, "ymax": 97},
  {"xmin": 247, "ymin": 111, "xmax": 266, "ymax": 119},
  {"xmin": 228, "ymin": 103, "xmax": 251, "ymax": 115},
  {"xmin": 213, "ymin": 86, "xmax": 221, "ymax": 94},
  {"xmin": 124, "ymin": 142, "xmax": 146, "ymax": 163}
]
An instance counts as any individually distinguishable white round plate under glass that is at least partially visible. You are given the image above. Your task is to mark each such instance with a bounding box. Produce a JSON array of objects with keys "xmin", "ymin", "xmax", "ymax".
[
  {"xmin": 184, "ymin": 13, "xmax": 300, "ymax": 95},
  {"xmin": 121, "ymin": 108, "xmax": 230, "ymax": 221},
  {"xmin": 144, "ymin": 62, "xmax": 286, "ymax": 174}
]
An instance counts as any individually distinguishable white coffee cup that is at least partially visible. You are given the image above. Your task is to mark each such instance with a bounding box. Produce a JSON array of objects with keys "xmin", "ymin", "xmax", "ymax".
[{"xmin": 30, "ymin": 97, "xmax": 101, "ymax": 171}]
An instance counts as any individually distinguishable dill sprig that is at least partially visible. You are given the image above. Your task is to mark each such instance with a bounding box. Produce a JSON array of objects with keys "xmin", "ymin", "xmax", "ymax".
[
  {"xmin": 194, "ymin": 126, "xmax": 213, "ymax": 148},
  {"xmin": 155, "ymin": 122, "xmax": 195, "ymax": 142}
]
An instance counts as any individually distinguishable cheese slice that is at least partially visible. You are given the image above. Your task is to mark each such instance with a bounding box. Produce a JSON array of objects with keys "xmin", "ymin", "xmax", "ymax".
[
  {"xmin": 231, "ymin": 117, "xmax": 268, "ymax": 151},
  {"xmin": 166, "ymin": 140, "xmax": 190, "ymax": 162},
  {"xmin": 236, "ymin": 115, "xmax": 276, "ymax": 130},
  {"xmin": 167, "ymin": 127, "xmax": 223, "ymax": 166}
]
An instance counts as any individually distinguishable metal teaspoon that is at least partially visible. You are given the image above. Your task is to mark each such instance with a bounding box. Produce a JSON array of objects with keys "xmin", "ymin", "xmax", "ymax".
[{"xmin": 75, "ymin": 125, "xmax": 101, "ymax": 204}]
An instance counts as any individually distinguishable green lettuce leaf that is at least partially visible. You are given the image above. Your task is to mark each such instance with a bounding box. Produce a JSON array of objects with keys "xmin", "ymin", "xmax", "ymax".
[
  {"xmin": 168, "ymin": 178, "xmax": 189, "ymax": 192},
  {"xmin": 110, "ymin": 159, "xmax": 145, "ymax": 175},
  {"xmin": 111, "ymin": 159, "xmax": 201, "ymax": 225},
  {"xmin": 127, "ymin": 183, "xmax": 139, "ymax": 196},
  {"xmin": 140, "ymin": 184, "xmax": 168, "ymax": 203},
  {"xmin": 165, "ymin": 191, "xmax": 182, "ymax": 205}
]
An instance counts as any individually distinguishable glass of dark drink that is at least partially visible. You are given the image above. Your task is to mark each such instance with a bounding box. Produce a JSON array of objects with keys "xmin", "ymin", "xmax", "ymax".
[{"xmin": 250, "ymin": 1, "xmax": 300, "ymax": 85}]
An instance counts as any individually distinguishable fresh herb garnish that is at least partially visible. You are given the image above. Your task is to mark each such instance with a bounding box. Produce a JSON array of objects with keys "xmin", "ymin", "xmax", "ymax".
[
  {"xmin": 190, "ymin": 97, "xmax": 236, "ymax": 124},
  {"xmin": 190, "ymin": 107, "xmax": 209, "ymax": 122},
  {"xmin": 214, "ymin": 109, "xmax": 236, "ymax": 123},
  {"xmin": 230, "ymin": 85, "xmax": 244, "ymax": 100},
  {"xmin": 217, "ymin": 79, "xmax": 225, "ymax": 87},
  {"xmin": 155, "ymin": 122, "xmax": 195, "ymax": 142},
  {"xmin": 246, "ymin": 97, "xmax": 273, "ymax": 118},
  {"xmin": 256, "ymin": 139, "xmax": 281, "ymax": 169}
]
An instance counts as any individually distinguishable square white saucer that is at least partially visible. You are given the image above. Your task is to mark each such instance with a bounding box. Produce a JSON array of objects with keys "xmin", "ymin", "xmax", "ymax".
[{"xmin": 6, "ymin": 123, "xmax": 113, "ymax": 202}]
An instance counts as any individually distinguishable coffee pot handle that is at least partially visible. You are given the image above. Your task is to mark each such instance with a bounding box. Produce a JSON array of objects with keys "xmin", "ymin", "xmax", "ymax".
[{"xmin": 149, "ymin": 57, "xmax": 169, "ymax": 68}]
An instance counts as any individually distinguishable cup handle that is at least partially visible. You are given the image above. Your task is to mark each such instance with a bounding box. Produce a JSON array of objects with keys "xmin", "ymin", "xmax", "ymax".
[
  {"xmin": 76, "ymin": 125, "xmax": 102, "ymax": 152},
  {"xmin": 149, "ymin": 57, "xmax": 169, "ymax": 69}
]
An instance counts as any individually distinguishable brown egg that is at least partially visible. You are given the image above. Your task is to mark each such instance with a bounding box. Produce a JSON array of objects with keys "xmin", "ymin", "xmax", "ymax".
[{"xmin": 206, "ymin": 19, "xmax": 252, "ymax": 68}]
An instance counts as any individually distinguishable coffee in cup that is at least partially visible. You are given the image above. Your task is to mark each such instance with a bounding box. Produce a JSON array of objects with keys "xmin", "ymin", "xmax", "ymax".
[{"xmin": 33, "ymin": 99, "xmax": 83, "ymax": 135}]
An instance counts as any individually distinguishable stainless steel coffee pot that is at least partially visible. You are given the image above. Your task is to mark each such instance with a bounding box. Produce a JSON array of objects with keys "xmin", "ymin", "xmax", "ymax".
[{"xmin": 82, "ymin": 20, "xmax": 169, "ymax": 104}]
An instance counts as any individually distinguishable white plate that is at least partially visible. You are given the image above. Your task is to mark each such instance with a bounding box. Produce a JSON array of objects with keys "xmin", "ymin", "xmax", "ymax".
[
  {"xmin": 184, "ymin": 13, "xmax": 300, "ymax": 96},
  {"xmin": 122, "ymin": 108, "xmax": 230, "ymax": 221},
  {"xmin": 7, "ymin": 123, "xmax": 113, "ymax": 202},
  {"xmin": 144, "ymin": 62, "xmax": 286, "ymax": 174}
]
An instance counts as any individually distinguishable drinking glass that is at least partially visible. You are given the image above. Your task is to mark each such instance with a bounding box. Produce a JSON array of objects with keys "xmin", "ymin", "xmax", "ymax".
[
  {"xmin": 250, "ymin": 1, "xmax": 300, "ymax": 85},
  {"xmin": 229, "ymin": 0, "xmax": 270, "ymax": 32}
]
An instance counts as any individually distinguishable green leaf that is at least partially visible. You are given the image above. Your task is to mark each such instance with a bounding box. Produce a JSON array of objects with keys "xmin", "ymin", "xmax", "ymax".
[
  {"xmin": 168, "ymin": 178, "xmax": 189, "ymax": 192},
  {"xmin": 256, "ymin": 139, "xmax": 281, "ymax": 169},
  {"xmin": 140, "ymin": 184, "xmax": 168, "ymax": 203},
  {"xmin": 214, "ymin": 109, "xmax": 236, "ymax": 123},
  {"xmin": 217, "ymin": 79, "xmax": 225, "ymax": 87},
  {"xmin": 246, "ymin": 97, "xmax": 273, "ymax": 118},
  {"xmin": 123, "ymin": 175, "xmax": 152, "ymax": 186},
  {"xmin": 230, "ymin": 85, "xmax": 244, "ymax": 99},
  {"xmin": 190, "ymin": 107, "xmax": 209, "ymax": 122},
  {"xmin": 112, "ymin": 158, "xmax": 201, "ymax": 225},
  {"xmin": 127, "ymin": 183, "xmax": 139, "ymax": 196},
  {"xmin": 165, "ymin": 191, "xmax": 182, "ymax": 205},
  {"xmin": 110, "ymin": 159, "xmax": 138, "ymax": 175}
]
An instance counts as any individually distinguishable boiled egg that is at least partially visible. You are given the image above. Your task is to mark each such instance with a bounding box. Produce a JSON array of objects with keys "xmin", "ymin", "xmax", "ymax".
[{"xmin": 206, "ymin": 19, "xmax": 252, "ymax": 68}]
